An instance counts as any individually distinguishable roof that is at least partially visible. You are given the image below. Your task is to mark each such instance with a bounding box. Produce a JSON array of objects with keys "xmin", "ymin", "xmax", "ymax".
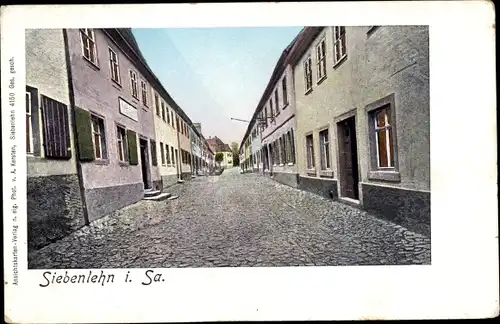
[{"xmin": 239, "ymin": 27, "xmax": 324, "ymax": 149}]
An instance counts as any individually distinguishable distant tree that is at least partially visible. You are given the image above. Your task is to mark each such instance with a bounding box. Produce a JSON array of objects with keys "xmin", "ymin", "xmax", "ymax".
[
  {"xmin": 215, "ymin": 152, "xmax": 224, "ymax": 166},
  {"xmin": 233, "ymin": 156, "xmax": 240, "ymax": 166}
]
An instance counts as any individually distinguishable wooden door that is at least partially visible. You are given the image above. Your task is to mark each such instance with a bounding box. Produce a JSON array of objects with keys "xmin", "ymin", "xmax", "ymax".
[{"xmin": 338, "ymin": 117, "xmax": 359, "ymax": 200}]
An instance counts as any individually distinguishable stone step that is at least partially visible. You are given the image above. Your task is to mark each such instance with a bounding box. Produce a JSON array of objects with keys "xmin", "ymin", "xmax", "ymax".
[
  {"xmin": 167, "ymin": 195, "xmax": 179, "ymax": 201},
  {"xmin": 143, "ymin": 192, "xmax": 171, "ymax": 201},
  {"xmin": 144, "ymin": 190, "xmax": 161, "ymax": 198}
]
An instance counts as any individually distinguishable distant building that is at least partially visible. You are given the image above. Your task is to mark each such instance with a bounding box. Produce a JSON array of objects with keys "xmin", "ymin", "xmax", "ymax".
[{"xmin": 207, "ymin": 136, "xmax": 233, "ymax": 168}]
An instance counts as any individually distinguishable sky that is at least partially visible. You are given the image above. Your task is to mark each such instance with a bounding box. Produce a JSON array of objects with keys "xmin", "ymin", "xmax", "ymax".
[{"xmin": 132, "ymin": 27, "xmax": 303, "ymax": 146}]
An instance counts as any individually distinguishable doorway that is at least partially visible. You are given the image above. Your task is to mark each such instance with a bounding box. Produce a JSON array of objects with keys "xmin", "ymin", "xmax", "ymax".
[
  {"xmin": 337, "ymin": 116, "xmax": 360, "ymax": 200},
  {"xmin": 139, "ymin": 138, "xmax": 151, "ymax": 190}
]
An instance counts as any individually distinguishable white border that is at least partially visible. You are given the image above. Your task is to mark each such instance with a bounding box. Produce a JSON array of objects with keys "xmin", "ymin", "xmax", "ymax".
[{"xmin": 2, "ymin": 2, "xmax": 498, "ymax": 322}]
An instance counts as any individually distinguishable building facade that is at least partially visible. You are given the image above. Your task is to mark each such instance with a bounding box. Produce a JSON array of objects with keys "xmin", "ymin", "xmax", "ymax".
[
  {"xmin": 152, "ymin": 89, "xmax": 180, "ymax": 188},
  {"xmin": 26, "ymin": 27, "xmax": 210, "ymax": 251},
  {"xmin": 207, "ymin": 136, "xmax": 233, "ymax": 168},
  {"xmin": 26, "ymin": 29, "xmax": 86, "ymax": 251},
  {"xmin": 241, "ymin": 32, "xmax": 300, "ymax": 185},
  {"xmin": 239, "ymin": 26, "xmax": 430, "ymax": 237},
  {"xmin": 292, "ymin": 26, "xmax": 430, "ymax": 236},
  {"xmin": 65, "ymin": 28, "xmax": 162, "ymax": 222}
]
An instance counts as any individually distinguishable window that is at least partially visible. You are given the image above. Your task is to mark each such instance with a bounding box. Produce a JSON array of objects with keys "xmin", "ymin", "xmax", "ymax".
[
  {"xmin": 161, "ymin": 100, "xmax": 166, "ymax": 121},
  {"xmin": 171, "ymin": 147, "xmax": 175, "ymax": 164},
  {"xmin": 167, "ymin": 107, "xmax": 170, "ymax": 124},
  {"xmin": 304, "ymin": 55, "xmax": 313, "ymax": 92},
  {"xmin": 170, "ymin": 111, "xmax": 175, "ymax": 128},
  {"xmin": 274, "ymin": 90, "xmax": 280, "ymax": 116},
  {"xmin": 80, "ymin": 28, "xmax": 97, "ymax": 65},
  {"xmin": 117, "ymin": 126, "xmax": 128, "ymax": 162},
  {"xmin": 108, "ymin": 48, "xmax": 120, "ymax": 83},
  {"xmin": 333, "ymin": 26, "xmax": 347, "ymax": 65},
  {"xmin": 264, "ymin": 107, "xmax": 268, "ymax": 127},
  {"xmin": 319, "ymin": 129, "xmax": 330, "ymax": 170},
  {"xmin": 175, "ymin": 149, "xmax": 178, "ymax": 165},
  {"xmin": 280, "ymin": 136, "xmax": 286, "ymax": 164},
  {"xmin": 26, "ymin": 92, "xmax": 33, "ymax": 154},
  {"xmin": 151, "ymin": 140, "xmax": 157, "ymax": 166},
  {"xmin": 373, "ymin": 106, "xmax": 395, "ymax": 168},
  {"xmin": 154, "ymin": 93, "xmax": 160, "ymax": 117},
  {"xmin": 129, "ymin": 70, "xmax": 138, "ymax": 99},
  {"xmin": 306, "ymin": 134, "xmax": 315, "ymax": 169},
  {"xmin": 286, "ymin": 131, "xmax": 293, "ymax": 163},
  {"xmin": 91, "ymin": 115, "xmax": 106, "ymax": 160},
  {"xmin": 269, "ymin": 99, "xmax": 274, "ymax": 122},
  {"xmin": 316, "ymin": 38, "xmax": 327, "ymax": 81},
  {"xmin": 282, "ymin": 77, "xmax": 288, "ymax": 107},
  {"xmin": 176, "ymin": 116, "xmax": 180, "ymax": 131},
  {"xmin": 140, "ymin": 80, "xmax": 148, "ymax": 106},
  {"xmin": 165, "ymin": 144, "xmax": 171, "ymax": 164},
  {"xmin": 160, "ymin": 142, "xmax": 165, "ymax": 165}
]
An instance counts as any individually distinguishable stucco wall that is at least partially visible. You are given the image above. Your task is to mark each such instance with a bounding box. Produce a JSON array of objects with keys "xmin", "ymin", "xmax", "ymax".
[
  {"xmin": 66, "ymin": 28, "xmax": 160, "ymax": 190},
  {"xmin": 153, "ymin": 95, "xmax": 178, "ymax": 178},
  {"xmin": 293, "ymin": 26, "xmax": 430, "ymax": 193},
  {"xmin": 26, "ymin": 28, "xmax": 77, "ymax": 177}
]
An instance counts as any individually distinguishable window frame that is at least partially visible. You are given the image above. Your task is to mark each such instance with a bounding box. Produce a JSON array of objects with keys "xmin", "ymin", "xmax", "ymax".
[
  {"xmin": 160, "ymin": 142, "xmax": 166, "ymax": 165},
  {"xmin": 305, "ymin": 133, "xmax": 315, "ymax": 170},
  {"xmin": 116, "ymin": 125, "xmax": 128, "ymax": 163},
  {"xmin": 319, "ymin": 128, "xmax": 331, "ymax": 170},
  {"xmin": 129, "ymin": 69, "xmax": 139, "ymax": 99},
  {"xmin": 274, "ymin": 89, "xmax": 280, "ymax": 116},
  {"xmin": 303, "ymin": 54, "xmax": 313, "ymax": 93},
  {"xmin": 80, "ymin": 28, "xmax": 98, "ymax": 66},
  {"xmin": 333, "ymin": 26, "xmax": 347, "ymax": 67},
  {"xmin": 91, "ymin": 114, "xmax": 106, "ymax": 160},
  {"xmin": 140, "ymin": 79, "xmax": 148, "ymax": 107},
  {"xmin": 108, "ymin": 47, "xmax": 121, "ymax": 84},
  {"xmin": 281, "ymin": 77, "xmax": 289, "ymax": 108},
  {"xmin": 365, "ymin": 93, "xmax": 401, "ymax": 182},
  {"xmin": 316, "ymin": 37, "xmax": 327, "ymax": 82},
  {"xmin": 26, "ymin": 91, "xmax": 34, "ymax": 155}
]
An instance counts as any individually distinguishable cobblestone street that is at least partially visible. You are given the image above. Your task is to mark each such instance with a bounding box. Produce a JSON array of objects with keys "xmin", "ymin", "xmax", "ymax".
[{"xmin": 29, "ymin": 168, "xmax": 431, "ymax": 269}]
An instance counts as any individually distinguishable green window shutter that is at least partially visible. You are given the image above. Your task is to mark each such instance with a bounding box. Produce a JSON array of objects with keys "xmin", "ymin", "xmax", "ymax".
[
  {"xmin": 75, "ymin": 107, "xmax": 95, "ymax": 161},
  {"xmin": 127, "ymin": 130, "xmax": 138, "ymax": 165}
]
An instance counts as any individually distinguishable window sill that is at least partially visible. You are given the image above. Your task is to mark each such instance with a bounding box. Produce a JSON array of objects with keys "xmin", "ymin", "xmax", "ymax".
[
  {"xmin": 319, "ymin": 169, "xmax": 334, "ymax": 178},
  {"xmin": 131, "ymin": 97, "xmax": 139, "ymax": 105},
  {"xmin": 282, "ymin": 103, "xmax": 289, "ymax": 110},
  {"xmin": 317, "ymin": 75, "xmax": 327, "ymax": 85},
  {"xmin": 83, "ymin": 56, "xmax": 100, "ymax": 71},
  {"xmin": 287, "ymin": 162, "xmax": 294, "ymax": 166},
  {"xmin": 306, "ymin": 169, "xmax": 317, "ymax": 176},
  {"xmin": 333, "ymin": 55, "xmax": 347, "ymax": 69},
  {"xmin": 111, "ymin": 79, "xmax": 122, "ymax": 89},
  {"xmin": 119, "ymin": 161, "xmax": 130, "ymax": 167},
  {"xmin": 368, "ymin": 170, "xmax": 401, "ymax": 182},
  {"xmin": 304, "ymin": 88, "xmax": 313, "ymax": 96},
  {"xmin": 93, "ymin": 159, "xmax": 109, "ymax": 166},
  {"xmin": 279, "ymin": 164, "xmax": 284, "ymax": 166}
]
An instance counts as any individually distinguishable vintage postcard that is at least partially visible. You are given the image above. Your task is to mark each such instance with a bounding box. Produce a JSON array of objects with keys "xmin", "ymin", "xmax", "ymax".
[{"xmin": 2, "ymin": 2, "xmax": 498, "ymax": 323}]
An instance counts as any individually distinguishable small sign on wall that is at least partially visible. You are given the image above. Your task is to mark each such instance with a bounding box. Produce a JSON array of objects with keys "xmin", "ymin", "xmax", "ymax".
[{"xmin": 119, "ymin": 98, "xmax": 138, "ymax": 121}]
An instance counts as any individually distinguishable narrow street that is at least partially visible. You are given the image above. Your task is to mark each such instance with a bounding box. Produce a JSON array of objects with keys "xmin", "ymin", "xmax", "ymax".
[{"xmin": 29, "ymin": 169, "xmax": 430, "ymax": 269}]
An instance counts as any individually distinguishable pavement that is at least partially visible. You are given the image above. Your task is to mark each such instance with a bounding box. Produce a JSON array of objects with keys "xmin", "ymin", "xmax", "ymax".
[{"xmin": 28, "ymin": 168, "xmax": 431, "ymax": 268}]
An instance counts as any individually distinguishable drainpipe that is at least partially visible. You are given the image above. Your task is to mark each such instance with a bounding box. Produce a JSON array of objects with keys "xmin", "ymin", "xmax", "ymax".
[{"xmin": 62, "ymin": 29, "xmax": 89, "ymax": 226}]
